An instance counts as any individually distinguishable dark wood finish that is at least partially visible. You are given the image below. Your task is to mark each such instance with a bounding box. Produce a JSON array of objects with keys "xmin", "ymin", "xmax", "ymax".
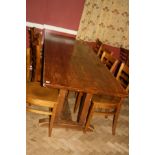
[
  {"xmin": 113, "ymin": 47, "xmax": 129, "ymax": 77},
  {"xmin": 101, "ymin": 51, "xmax": 119, "ymax": 74},
  {"xmin": 116, "ymin": 63, "xmax": 129, "ymax": 91},
  {"xmin": 84, "ymin": 63, "xmax": 129, "ymax": 135},
  {"xmin": 28, "ymin": 27, "xmax": 44, "ymax": 82},
  {"xmin": 54, "ymin": 89, "xmax": 68, "ymax": 121},
  {"xmin": 28, "ymin": 27, "xmax": 43, "ymax": 48},
  {"xmin": 73, "ymin": 52, "xmax": 119, "ymax": 114},
  {"xmin": 74, "ymin": 92, "xmax": 83, "ymax": 113},
  {"xmin": 26, "ymin": 45, "xmax": 59, "ymax": 137},
  {"xmin": 97, "ymin": 44, "xmax": 112, "ymax": 59},
  {"xmin": 35, "ymin": 45, "xmax": 41, "ymax": 81},
  {"xmin": 31, "ymin": 45, "xmax": 42, "ymax": 82},
  {"xmin": 43, "ymin": 32, "xmax": 128, "ymax": 129},
  {"xmin": 43, "ymin": 32, "xmax": 127, "ymax": 97},
  {"xmin": 78, "ymin": 93, "xmax": 93, "ymax": 125},
  {"xmin": 120, "ymin": 47, "xmax": 129, "ymax": 66},
  {"xmin": 93, "ymin": 39, "xmax": 102, "ymax": 54},
  {"xmin": 26, "ymin": 48, "xmax": 31, "ymax": 82}
]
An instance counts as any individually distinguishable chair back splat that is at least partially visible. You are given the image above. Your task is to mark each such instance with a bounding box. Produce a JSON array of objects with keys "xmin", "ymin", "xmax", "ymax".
[
  {"xmin": 93, "ymin": 39, "xmax": 102, "ymax": 54},
  {"xmin": 26, "ymin": 48, "xmax": 31, "ymax": 82},
  {"xmin": 101, "ymin": 52, "xmax": 119, "ymax": 75},
  {"xmin": 31, "ymin": 45, "xmax": 42, "ymax": 82},
  {"xmin": 97, "ymin": 44, "xmax": 111, "ymax": 59},
  {"xmin": 116, "ymin": 63, "xmax": 129, "ymax": 91}
]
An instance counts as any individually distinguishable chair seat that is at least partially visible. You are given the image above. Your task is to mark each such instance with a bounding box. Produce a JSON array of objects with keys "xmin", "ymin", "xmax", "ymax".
[{"xmin": 26, "ymin": 82, "xmax": 59, "ymax": 107}]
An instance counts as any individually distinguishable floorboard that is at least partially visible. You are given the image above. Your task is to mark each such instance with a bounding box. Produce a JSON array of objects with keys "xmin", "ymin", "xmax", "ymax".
[{"xmin": 27, "ymin": 92, "xmax": 129, "ymax": 155}]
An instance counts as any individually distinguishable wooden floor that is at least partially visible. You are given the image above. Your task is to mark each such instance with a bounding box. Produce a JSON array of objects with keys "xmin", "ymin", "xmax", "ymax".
[{"xmin": 26, "ymin": 92, "xmax": 129, "ymax": 155}]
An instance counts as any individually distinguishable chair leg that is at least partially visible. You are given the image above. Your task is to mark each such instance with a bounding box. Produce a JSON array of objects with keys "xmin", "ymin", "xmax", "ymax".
[
  {"xmin": 112, "ymin": 103, "xmax": 122, "ymax": 135},
  {"xmin": 74, "ymin": 92, "xmax": 83, "ymax": 113},
  {"xmin": 48, "ymin": 108, "xmax": 54, "ymax": 137},
  {"xmin": 48, "ymin": 115, "xmax": 52, "ymax": 137},
  {"xmin": 84, "ymin": 102, "xmax": 95, "ymax": 132},
  {"xmin": 48, "ymin": 103, "xmax": 58, "ymax": 137},
  {"xmin": 49, "ymin": 114, "xmax": 56, "ymax": 137}
]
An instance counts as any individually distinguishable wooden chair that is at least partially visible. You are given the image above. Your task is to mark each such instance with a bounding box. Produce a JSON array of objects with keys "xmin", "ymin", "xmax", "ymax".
[
  {"xmin": 73, "ymin": 52, "xmax": 119, "ymax": 114},
  {"xmin": 120, "ymin": 47, "xmax": 129, "ymax": 66},
  {"xmin": 97, "ymin": 44, "xmax": 111, "ymax": 59},
  {"xmin": 31, "ymin": 45, "xmax": 42, "ymax": 82},
  {"xmin": 26, "ymin": 48, "xmax": 31, "ymax": 82},
  {"xmin": 100, "ymin": 51, "xmax": 119, "ymax": 74},
  {"xmin": 84, "ymin": 62, "xmax": 129, "ymax": 135},
  {"xmin": 93, "ymin": 39, "xmax": 102, "ymax": 54},
  {"xmin": 28, "ymin": 27, "xmax": 43, "ymax": 81},
  {"xmin": 116, "ymin": 62, "xmax": 129, "ymax": 91},
  {"xmin": 26, "ymin": 45, "xmax": 59, "ymax": 137},
  {"xmin": 28, "ymin": 27, "xmax": 36, "ymax": 45},
  {"xmin": 28, "ymin": 27, "xmax": 43, "ymax": 50}
]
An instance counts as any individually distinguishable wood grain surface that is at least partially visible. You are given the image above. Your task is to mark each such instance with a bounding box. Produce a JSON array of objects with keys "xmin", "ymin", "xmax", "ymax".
[{"xmin": 43, "ymin": 32, "xmax": 127, "ymax": 98}]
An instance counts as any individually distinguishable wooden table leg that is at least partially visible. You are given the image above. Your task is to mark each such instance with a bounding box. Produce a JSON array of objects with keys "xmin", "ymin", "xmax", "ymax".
[
  {"xmin": 77, "ymin": 93, "xmax": 93, "ymax": 126},
  {"xmin": 38, "ymin": 90, "xmax": 93, "ymax": 131},
  {"xmin": 54, "ymin": 89, "xmax": 68, "ymax": 122},
  {"xmin": 74, "ymin": 92, "xmax": 83, "ymax": 113}
]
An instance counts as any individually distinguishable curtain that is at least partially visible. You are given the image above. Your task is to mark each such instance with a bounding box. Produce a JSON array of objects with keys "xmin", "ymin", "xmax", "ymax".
[{"xmin": 76, "ymin": 0, "xmax": 129, "ymax": 49}]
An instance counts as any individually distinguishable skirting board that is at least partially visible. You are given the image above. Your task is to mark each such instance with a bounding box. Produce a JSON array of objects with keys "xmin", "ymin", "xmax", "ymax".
[{"xmin": 26, "ymin": 22, "xmax": 77, "ymax": 36}]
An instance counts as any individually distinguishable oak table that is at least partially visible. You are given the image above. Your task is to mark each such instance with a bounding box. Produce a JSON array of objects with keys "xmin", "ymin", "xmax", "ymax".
[{"xmin": 41, "ymin": 31, "xmax": 128, "ymax": 130}]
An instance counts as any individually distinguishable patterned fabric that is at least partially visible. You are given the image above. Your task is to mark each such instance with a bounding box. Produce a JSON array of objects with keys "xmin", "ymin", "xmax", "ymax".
[{"xmin": 76, "ymin": 0, "xmax": 129, "ymax": 49}]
